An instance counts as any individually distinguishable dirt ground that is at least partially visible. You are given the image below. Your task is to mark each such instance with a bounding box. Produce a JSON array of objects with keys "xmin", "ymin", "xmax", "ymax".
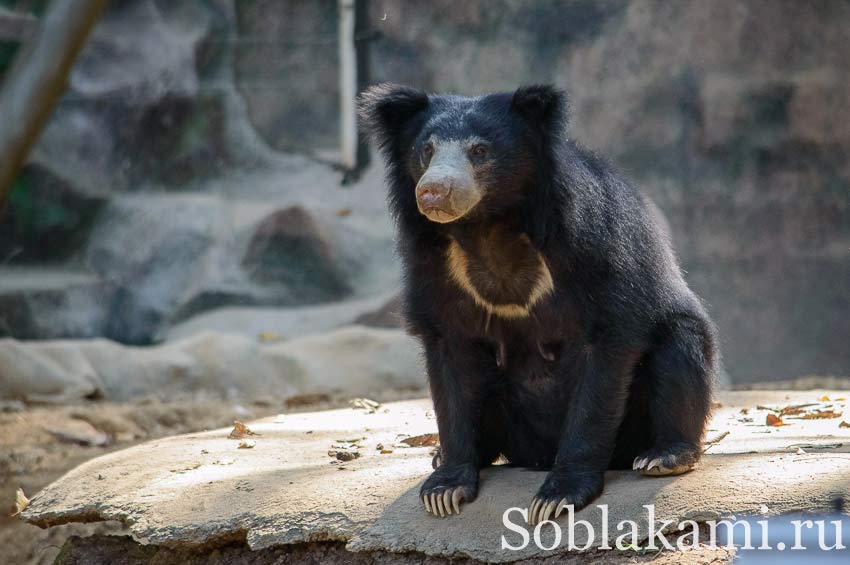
[
  {"xmin": 1, "ymin": 390, "xmax": 425, "ymax": 565},
  {"xmin": 0, "ymin": 388, "xmax": 740, "ymax": 565}
]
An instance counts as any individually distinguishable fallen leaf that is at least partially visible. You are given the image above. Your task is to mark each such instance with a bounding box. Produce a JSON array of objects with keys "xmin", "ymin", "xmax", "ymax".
[
  {"xmin": 285, "ymin": 393, "xmax": 331, "ymax": 408},
  {"xmin": 238, "ymin": 439, "xmax": 256, "ymax": 449},
  {"xmin": 10, "ymin": 488, "xmax": 29, "ymax": 517},
  {"xmin": 337, "ymin": 207, "xmax": 352, "ymax": 217},
  {"xmin": 837, "ymin": 397, "xmax": 846, "ymax": 401},
  {"xmin": 819, "ymin": 395, "xmax": 831, "ymax": 401},
  {"xmin": 400, "ymin": 433, "xmax": 440, "ymax": 447},
  {"xmin": 839, "ymin": 421, "xmax": 850, "ymax": 428},
  {"xmin": 350, "ymin": 398, "xmax": 382, "ymax": 413},
  {"xmin": 801, "ymin": 410, "xmax": 842, "ymax": 420},
  {"xmin": 228, "ymin": 421, "xmax": 260, "ymax": 439},
  {"xmin": 766, "ymin": 414, "xmax": 788, "ymax": 427}
]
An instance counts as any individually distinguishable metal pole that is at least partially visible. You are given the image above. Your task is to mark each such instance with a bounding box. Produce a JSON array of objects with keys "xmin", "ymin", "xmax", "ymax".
[
  {"xmin": 0, "ymin": 0, "xmax": 108, "ymax": 202},
  {"xmin": 338, "ymin": 0, "xmax": 358, "ymax": 174}
]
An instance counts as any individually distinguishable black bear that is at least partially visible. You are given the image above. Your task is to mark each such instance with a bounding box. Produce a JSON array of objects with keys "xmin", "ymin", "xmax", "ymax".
[{"xmin": 359, "ymin": 84, "xmax": 717, "ymax": 524}]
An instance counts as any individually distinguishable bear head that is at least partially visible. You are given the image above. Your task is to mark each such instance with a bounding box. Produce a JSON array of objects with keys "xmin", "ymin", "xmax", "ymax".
[{"xmin": 359, "ymin": 84, "xmax": 569, "ymax": 227}]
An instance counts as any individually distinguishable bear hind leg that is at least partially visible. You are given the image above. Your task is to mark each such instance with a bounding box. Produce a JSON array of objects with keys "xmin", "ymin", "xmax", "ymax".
[{"xmin": 632, "ymin": 314, "xmax": 715, "ymax": 477}]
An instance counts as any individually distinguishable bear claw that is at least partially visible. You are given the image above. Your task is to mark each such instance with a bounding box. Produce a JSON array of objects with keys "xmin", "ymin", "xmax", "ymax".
[
  {"xmin": 422, "ymin": 486, "xmax": 466, "ymax": 517},
  {"xmin": 528, "ymin": 496, "xmax": 573, "ymax": 525},
  {"xmin": 632, "ymin": 444, "xmax": 698, "ymax": 476}
]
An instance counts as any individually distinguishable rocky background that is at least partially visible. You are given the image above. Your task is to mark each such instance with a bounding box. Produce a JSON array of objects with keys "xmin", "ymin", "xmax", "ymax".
[{"xmin": 0, "ymin": 0, "xmax": 848, "ymax": 387}]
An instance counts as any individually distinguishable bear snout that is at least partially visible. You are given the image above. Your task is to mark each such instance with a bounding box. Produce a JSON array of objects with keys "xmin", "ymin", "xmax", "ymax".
[{"xmin": 415, "ymin": 175, "xmax": 481, "ymax": 223}]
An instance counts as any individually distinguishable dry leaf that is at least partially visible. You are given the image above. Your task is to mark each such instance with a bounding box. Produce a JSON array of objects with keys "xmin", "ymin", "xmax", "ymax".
[
  {"xmin": 238, "ymin": 439, "xmax": 256, "ymax": 449},
  {"xmin": 400, "ymin": 433, "xmax": 439, "ymax": 447},
  {"xmin": 766, "ymin": 413, "xmax": 787, "ymax": 427},
  {"xmin": 228, "ymin": 421, "xmax": 260, "ymax": 439},
  {"xmin": 839, "ymin": 421, "xmax": 850, "ymax": 429},
  {"xmin": 10, "ymin": 488, "xmax": 29, "ymax": 517},
  {"xmin": 350, "ymin": 398, "xmax": 382, "ymax": 413},
  {"xmin": 337, "ymin": 208, "xmax": 352, "ymax": 217},
  {"xmin": 801, "ymin": 410, "xmax": 842, "ymax": 420},
  {"xmin": 819, "ymin": 395, "xmax": 831, "ymax": 401},
  {"xmin": 837, "ymin": 397, "xmax": 846, "ymax": 401}
]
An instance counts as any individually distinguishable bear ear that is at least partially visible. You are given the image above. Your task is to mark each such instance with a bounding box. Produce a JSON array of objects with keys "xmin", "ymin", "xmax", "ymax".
[
  {"xmin": 358, "ymin": 83, "xmax": 429, "ymax": 148},
  {"xmin": 511, "ymin": 84, "xmax": 569, "ymax": 132}
]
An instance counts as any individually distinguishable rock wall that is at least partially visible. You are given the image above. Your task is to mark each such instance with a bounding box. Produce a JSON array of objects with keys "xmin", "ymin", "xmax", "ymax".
[
  {"xmin": 0, "ymin": 0, "xmax": 847, "ymax": 383},
  {"xmin": 240, "ymin": 0, "xmax": 850, "ymax": 383}
]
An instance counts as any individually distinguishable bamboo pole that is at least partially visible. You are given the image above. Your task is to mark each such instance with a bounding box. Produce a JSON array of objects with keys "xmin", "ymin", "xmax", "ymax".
[
  {"xmin": 338, "ymin": 0, "xmax": 358, "ymax": 174},
  {"xmin": 0, "ymin": 0, "xmax": 107, "ymax": 203}
]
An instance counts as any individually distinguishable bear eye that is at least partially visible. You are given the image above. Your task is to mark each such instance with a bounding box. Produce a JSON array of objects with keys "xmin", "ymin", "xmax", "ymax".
[
  {"xmin": 469, "ymin": 144, "xmax": 488, "ymax": 159},
  {"xmin": 422, "ymin": 143, "xmax": 434, "ymax": 160}
]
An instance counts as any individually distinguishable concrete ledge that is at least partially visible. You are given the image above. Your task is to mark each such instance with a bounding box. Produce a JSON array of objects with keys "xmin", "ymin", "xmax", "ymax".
[{"xmin": 23, "ymin": 391, "xmax": 850, "ymax": 562}]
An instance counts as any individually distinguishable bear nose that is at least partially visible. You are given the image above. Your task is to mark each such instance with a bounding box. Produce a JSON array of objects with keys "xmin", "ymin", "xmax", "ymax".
[{"xmin": 416, "ymin": 182, "xmax": 452, "ymax": 207}]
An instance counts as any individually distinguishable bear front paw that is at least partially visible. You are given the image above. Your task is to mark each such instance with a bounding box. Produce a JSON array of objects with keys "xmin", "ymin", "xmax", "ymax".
[
  {"xmin": 420, "ymin": 463, "xmax": 479, "ymax": 517},
  {"xmin": 528, "ymin": 470, "xmax": 603, "ymax": 525}
]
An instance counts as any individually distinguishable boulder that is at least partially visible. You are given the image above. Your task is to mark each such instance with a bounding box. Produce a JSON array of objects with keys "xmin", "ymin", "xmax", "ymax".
[
  {"xmin": 241, "ymin": 206, "xmax": 351, "ymax": 301},
  {"xmin": 0, "ymin": 338, "xmax": 102, "ymax": 404},
  {"xmin": 352, "ymin": 294, "xmax": 404, "ymax": 328},
  {"xmin": 166, "ymin": 291, "xmax": 400, "ymax": 341},
  {"xmin": 0, "ymin": 163, "xmax": 107, "ymax": 263},
  {"xmin": 84, "ymin": 194, "xmax": 224, "ymax": 344},
  {"xmin": 0, "ymin": 268, "xmax": 114, "ymax": 340},
  {"xmin": 0, "ymin": 327, "xmax": 422, "ymax": 404}
]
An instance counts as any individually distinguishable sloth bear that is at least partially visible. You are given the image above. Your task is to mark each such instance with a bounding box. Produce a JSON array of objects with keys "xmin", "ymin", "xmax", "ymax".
[{"xmin": 359, "ymin": 84, "xmax": 717, "ymax": 524}]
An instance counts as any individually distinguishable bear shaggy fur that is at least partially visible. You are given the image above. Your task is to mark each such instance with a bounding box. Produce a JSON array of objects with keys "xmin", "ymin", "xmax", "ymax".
[{"xmin": 359, "ymin": 84, "xmax": 717, "ymax": 523}]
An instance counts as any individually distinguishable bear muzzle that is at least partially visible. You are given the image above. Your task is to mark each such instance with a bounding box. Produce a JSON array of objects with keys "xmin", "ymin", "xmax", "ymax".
[{"xmin": 415, "ymin": 145, "xmax": 483, "ymax": 223}]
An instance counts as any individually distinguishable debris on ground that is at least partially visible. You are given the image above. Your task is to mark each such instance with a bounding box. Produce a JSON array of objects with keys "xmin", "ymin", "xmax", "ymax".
[
  {"xmin": 766, "ymin": 413, "xmax": 787, "ymax": 427},
  {"xmin": 238, "ymin": 439, "xmax": 256, "ymax": 449},
  {"xmin": 398, "ymin": 433, "xmax": 439, "ymax": 448},
  {"xmin": 228, "ymin": 421, "xmax": 260, "ymax": 439},
  {"xmin": 10, "ymin": 488, "xmax": 29, "ymax": 517},
  {"xmin": 350, "ymin": 398, "xmax": 382, "ymax": 413},
  {"xmin": 800, "ymin": 410, "xmax": 843, "ymax": 420},
  {"xmin": 170, "ymin": 462, "xmax": 201, "ymax": 474},
  {"xmin": 703, "ymin": 430, "xmax": 730, "ymax": 450}
]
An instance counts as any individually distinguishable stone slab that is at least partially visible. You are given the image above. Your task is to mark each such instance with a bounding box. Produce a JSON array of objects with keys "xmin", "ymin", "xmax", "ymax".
[{"xmin": 23, "ymin": 391, "xmax": 850, "ymax": 562}]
